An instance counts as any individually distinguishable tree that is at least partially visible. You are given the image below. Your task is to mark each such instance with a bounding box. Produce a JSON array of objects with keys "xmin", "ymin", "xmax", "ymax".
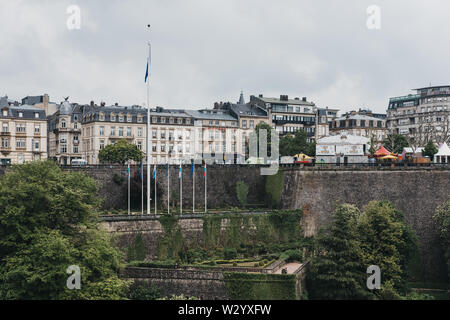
[
  {"xmin": 434, "ymin": 197, "xmax": 450, "ymax": 279},
  {"xmin": 0, "ymin": 161, "xmax": 129, "ymax": 299},
  {"xmin": 357, "ymin": 201, "xmax": 419, "ymax": 295},
  {"xmin": 235, "ymin": 181, "xmax": 249, "ymax": 207},
  {"xmin": 279, "ymin": 129, "xmax": 312, "ymax": 156},
  {"xmin": 422, "ymin": 140, "xmax": 438, "ymax": 159},
  {"xmin": 98, "ymin": 139, "xmax": 144, "ymax": 165},
  {"xmin": 306, "ymin": 204, "xmax": 372, "ymax": 300},
  {"xmin": 369, "ymin": 135, "xmax": 377, "ymax": 156},
  {"xmin": 383, "ymin": 133, "xmax": 409, "ymax": 154}
]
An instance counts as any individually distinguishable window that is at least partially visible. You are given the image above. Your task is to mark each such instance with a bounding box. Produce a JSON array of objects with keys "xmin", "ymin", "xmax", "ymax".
[
  {"xmin": 100, "ymin": 140, "xmax": 105, "ymax": 150},
  {"xmin": 18, "ymin": 112, "xmax": 23, "ymax": 118},
  {"xmin": 16, "ymin": 123, "xmax": 26, "ymax": 133},
  {"xmin": 137, "ymin": 141, "xmax": 142, "ymax": 150},
  {"xmin": 137, "ymin": 115, "xmax": 143, "ymax": 123},
  {"xmin": 2, "ymin": 110, "xmax": 7, "ymax": 117},
  {"xmin": 34, "ymin": 112, "xmax": 39, "ymax": 118},
  {"xmin": 119, "ymin": 114, "xmax": 124, "ymax": 122},
  {"xmin": 2, "ymin": 123, "xmax": 8, "ymax": 132},
  {"xmin": 119, "ymin": 127, "xmax": 124, "ymax": 137},
  {"xmin": 161, "ymin": 131, "xmax": 166, "ymax": 139},
  {"xmin": 33, "ymin": 140, "xmax": 39, "ymax": 150},
  {"xmin": 61, "ymin": 120, "xmax": 66, "ymax": 128},
  {"xmin": 61, "ymin": 145, "xmax": 67, "ymax": 153},
  {"xmin": 127, "ymin": 127, "xmax": 131, "ymax": 136},
  {"xmin": 16, "ymin": 138, "xmax": 26, "ymax": 148},
  {"xmin": 138, "ymin": 127, "xmax": 142, "ymax": 137},
  {"xmin": 152, "ymin": 145, "xmax": 156, "ymax": 152},
  {"xmin": 242, "ymin": 120, "xmax": 247, "ymax": 128},
  {"xmin": 74, "ymin": 122, "xmax": 78, "ymax": 129},
  {"xmin": 111, "ymin": 127, "xmax": 115, "ymax": 136},
  {"xmin": 34, "ymin": 124, "xmax": 40, "ymax": 134},
  {"xmin": 111, "ymin": 114, "xmax": 116, "ymax": 121},
  {"xmin": 250, "ymin": 120, "xmax": 254, "ymax": 129},
  {"xmin": 99, "ymin": 126, "xmax": 104, "ymax": 136},
  {"xmin": 1, "ymin": 138, "xmax": 8, "ymax": 148},
  {"xmin": 73, "ymin": 146, "xmax": 79, "ymax": 153},
  {"xmin": 161, "ymin": 145, "xmax": 165, "ymax": 152},
  {"xmin": 152, "ymin": 130, "xmax": 157, "ymax": 138},
  {"xmin": 127, "ymin": 114, "xmax": 132, "ymax": 122},
  {"xmin": 99, "ymin": 113, "xmax": 105, "ymax": 121},
  {"xmin": 74, "ymin": 135, "xmax": 78, "ymax": 141}
]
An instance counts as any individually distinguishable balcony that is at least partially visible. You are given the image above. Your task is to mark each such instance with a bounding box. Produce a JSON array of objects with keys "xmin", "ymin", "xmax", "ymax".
[
  {"xmin": 16, "ymin": 131, "xmax": 26, "ymax": 136},
  {"xmin": 1, "ymin": 131, "xmax": 11, "ymax": 136}
]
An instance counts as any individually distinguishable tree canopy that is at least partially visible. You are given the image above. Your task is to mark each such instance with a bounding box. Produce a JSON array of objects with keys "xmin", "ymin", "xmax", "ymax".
[
  {"xmin": 434, "ymin": 196, "xmax": 450, "ymax": 279},
  {"xmin": 383, "ymin": 134, "xmax": 409, "ymax": 154},
  {"xmin": 98, "ymin": 139, "xmax": 144, "ymax": 165},
  {"xmin": 422, "ymin": 140, "xmax": 438, "ymax": 159},
  {"xmin": 0, "ymin": 161, "xmax": 129, "ymax": 299},
  {"xmin": 279, "ymin": 130, "xmax": 314, "ymax": 156}
]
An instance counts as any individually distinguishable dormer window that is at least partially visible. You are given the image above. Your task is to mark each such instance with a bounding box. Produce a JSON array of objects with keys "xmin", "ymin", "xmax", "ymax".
[
  {"xmin": 127, "ymin": 113, "xmax": 132, "ymax": 122},
  {"xmin": 111, "ymin": 113, "xmax": 116, "ymax": 121},
  {"xmin": 119, "ymin": 113, "xmax": 124, "ymax": 122},
  {"xmin": 34, "ymin": 112, "xmax": 39, "ymax": 118},
  {"xmin": 99, "ymin": 113, "xmax": 105, "ymax": 121},
  {"xmin": 18, "ymin": 112, "xmax": 23, "ymax": 118},
  {"xmin": 2, "ymin": 110, "xmax": 7, "ymax": 117},
  {"xmin": 137, "ymin": 114, "xmax": 143, "ymax": 123}
]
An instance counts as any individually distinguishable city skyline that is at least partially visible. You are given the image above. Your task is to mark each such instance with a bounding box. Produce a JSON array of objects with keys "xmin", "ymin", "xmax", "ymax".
[{"xmin": 2, "ymin": 1, "xmax": 450, "ymax": 113}]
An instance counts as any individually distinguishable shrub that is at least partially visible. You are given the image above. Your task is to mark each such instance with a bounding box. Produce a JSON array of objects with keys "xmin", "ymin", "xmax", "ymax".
[
  {"xmin": 224, "ymin": 248, "xmax": 238, "ymax": 260},
  {"xmin": 129, "ymin": 283, "xmax": 160, "ymax": 300},
  {"xmin": 235, "ymin": 181, "xmax": 249, "ymax": 207},
  {"xmin": 113, "ymin": 173, "xmax": 124, "ymax": 185},
  {"xmin": 280, "ymin": 249, "xmax": 302, "ymax": 262}
]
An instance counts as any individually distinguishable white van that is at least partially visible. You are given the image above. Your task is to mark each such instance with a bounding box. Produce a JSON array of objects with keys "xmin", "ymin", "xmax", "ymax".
[{"xmin": 71, "ymin": 159, "xmax": 88, "ymax": 166}]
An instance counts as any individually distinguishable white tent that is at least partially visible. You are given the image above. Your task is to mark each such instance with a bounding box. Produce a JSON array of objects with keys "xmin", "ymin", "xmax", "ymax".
[{"xmin": 434, "ymin": 142, "xmax": 450, "ymax": 163}]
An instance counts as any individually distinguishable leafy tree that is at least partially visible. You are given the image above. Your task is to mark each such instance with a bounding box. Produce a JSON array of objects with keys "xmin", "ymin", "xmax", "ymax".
[
  {"xmin": 383, "ymin": 134, "xmax": 409, "ymax": 154},
  {"xmin": 306, "ymin": 204, "xmax": 372, "ymax": 300},
  {"xmin": 0, "ymin": 161, "xmax": 129, "ymax": 299},
  {"xmin": 98, "ymin": 139, "xmax": 144, "ymax": 165},
  {"xmin": 129, "ymin": 282, "xmax": 160, "ymax": 300},
  {"xmin": 357, "ymin": 201, "xmax": 418, "ymax": 295},
  {"xmin": 369, "ymin": 135, "xmax": 377, "ymax": 156},
  {"xmin": 434, "ymin": 196, "xmax": 450, "ymax": 279},
  {"xmin": 279, "ymin": 130, "xmax": 312, "ymax": 156},
  {"xmin": 422, "ymin": 140, "xmax": 438, "ymax": 159}
]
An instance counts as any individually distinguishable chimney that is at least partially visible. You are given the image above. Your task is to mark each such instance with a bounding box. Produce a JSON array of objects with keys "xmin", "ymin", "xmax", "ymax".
[
  {"xmin": 294, "ymin": 97, "xmax": 300, "ymax": 100},
  {"xmin": 114, "ymin": 102, "xmax": 118, "ymax": 106},
  {"xmin": 101, "ymin": 102, "xmax": 106, "ymax": 107},
  {"xmin": 280, "ymin": 95, "xmax": 288, "ymax": 101},
  {"xmin": 90, "ymin": 101, "xmax": 95, "ymax": 107},
  {"xmin": 259, "ymin": 94, "xmax": 263, "ymax": 98},
  {"xmin": 302, "ymin": 97, "xmax": 307, "ymax": 102}
]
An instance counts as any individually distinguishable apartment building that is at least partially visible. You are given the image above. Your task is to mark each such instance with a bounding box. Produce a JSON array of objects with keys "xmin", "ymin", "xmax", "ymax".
[
  {"xmin": 47, "ymin": 99, "xmax": 83, "ymax": 165},
  {"xmin": 0, "ymin": 96, "xmax": 47, "ymax": 164},
  {"xmin": 387, "ymin": 85, "xmax": 450, "ymax": 145},
  {"xmin": 316, "ymin": 107, "xmax": 339, "ymax": 140},
  {"xmin": 329, "ymin": 109, "xmax": 387, "ymax": 144},
  {"xmin": 250, "ymin": 94, "xmax": 317, "ymax": 143}
]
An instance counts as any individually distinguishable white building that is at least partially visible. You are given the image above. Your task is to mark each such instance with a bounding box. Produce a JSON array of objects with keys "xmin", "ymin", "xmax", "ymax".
[
  {"xmin": 315, "ymin": 132, "xmax": 370, "ymax": 164},
  {"xmin": 434, "ymin": 142, "xmax": 450, "ymax": 164}
]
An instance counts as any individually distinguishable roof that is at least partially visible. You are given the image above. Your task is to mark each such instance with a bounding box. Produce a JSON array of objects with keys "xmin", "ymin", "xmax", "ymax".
[
  {"xmin": 435, "ymin": 142, "xmax": 450, "ymax": 156},
  {"xmin": 335, "ymin": 114, "xmax": 384, "ymax": 122},
  {"xmin": 230, "ymin": 103, "xmax": 267, "ymax": 118},
  {"xmin": 374, "ymin": 146, "xmax": 391, "ymax": 156},
  {"xmin": 255, "ymin": 96, "xmax": 315, "ymax": 106},
  {"xmin": 413, "ymin": 85, "xmax": 450, "ymax": 91},
  {"xmin": 184, "ymin": 109, "xmax": 237, "ymax": 121},
  {"xmin": 317, "ymin": 132, "xmax": 369, "ymax": 145},
  {"xmin": 1, "ymin": 105, "xmax": 46, "ymax": 119}
]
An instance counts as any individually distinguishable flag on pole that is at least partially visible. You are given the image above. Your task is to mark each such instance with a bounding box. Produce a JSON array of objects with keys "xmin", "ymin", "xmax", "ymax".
[
  {"xmin": 140, "ymin": 161, "xmax": 143, "ymax": 180},
  {"xmin": 179, "ymin": 164, "xmax": 182, "ymax": 179},
  {"xmin": 203, "ymin": 162, "xmax": 207, "ymax": 177},
  {"xmin": 127, "ymin": 163, "xmax": 131, "ymax": 178},
  {"xmin": 190, "ymin": 162, "xmax": 194, "ymax": 178},
  {"xmin": 145, "ymin": 61, "xmax": 149, "ymax": 83},
  {"xmin": 165, "ymin": 162, "xmax": 169, "ymax": 176},
  {"xmin": 153, "ymin": 164, "xmax": 156, "ymax": 179}
]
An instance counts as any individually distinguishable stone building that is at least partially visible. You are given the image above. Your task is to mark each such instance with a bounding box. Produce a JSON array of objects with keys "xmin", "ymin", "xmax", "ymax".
[
  {"xmin": 47, "ymin": 98, "xmax": 83, "ymax": 165},
  {"xmin": 316, "ymin": 107, "xmax": 339, "ymax": 140},
  {"xmin": 0, "ymin": 96, "xmax": 47, "ymax": 164},
  {"xmin": 387, "ymin": 85, "xmax": 450, "ymax": 145},
  {"xmin": 315, "ymin": 132, "xmax": 370, "ymax": 164},
  {"xmin": 329, "ymin": 109, "xmax": 387, "ymax": 144}
]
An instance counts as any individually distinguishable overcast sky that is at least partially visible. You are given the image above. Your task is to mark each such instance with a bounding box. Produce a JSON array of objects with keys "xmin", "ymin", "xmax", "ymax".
[{"xmin": 1, "ymin": 0, "xmax": 449, "ymax": 114}]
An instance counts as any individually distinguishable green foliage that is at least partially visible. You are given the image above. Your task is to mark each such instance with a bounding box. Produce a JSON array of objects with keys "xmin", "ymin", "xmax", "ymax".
[
  {"xmin": 224, "ymin": 248, "xmax": 238, "ymax": 260},
  {"xmin": 265, "ymin": 170, "xmax": 284, "ymax": 208},
  {"xmin": 383, "ymin": 134, "xmax": 409, "ymax": 154},
  {"xmin": 113, "ymin": 173, "xmax": 125, "ymax": 185},
  {"xmin": 0, "ymin": 161, "xmax": 128, "ymax": 300},
  {"xmin": 127, "ymin": 233, "xmax": 146, "ymax": 262},
  {"xmin": 128, "ymin": 282, "xmax": 160, "ymax": 300},
  {"xmin": 306, "ymin": 204, "xmax": 372, "ymax": 300},
  {"xmin": 158, "ymin": 294, "xmax": 198, "ymax": 300},
  {"xmin": 157, "ymin": 215, "xmax": 184, "ymax": 261},
  {"xmin": 128, "ymin": 260, "xmax": 177, "ymax": 268},
  {"xmin": 434, "ymin": 196, "xmax": 450, "ymax": 280},
  {"xmin": 224, "ymin": 272, "xmax": 297, "ymax": 300},
  {"xmin": 235, "ymin": 181, "xmax": 249, "ymax": 207},
  {"xmin": 279, "ymin": 130, "xmax": 315, "ymax": 157},
  {"xmin": 280, "ymin": 249, "xmax": 302, "ymax": 263},
  {"xmin": 369, "ymin": 135, "xmax": 377, "ymax": 156},
  {"xmin": 98, "ymin": 139, "xmax": 143, "ymax": 165},
  {"xmin": 422, "ymin": 140, "xmax": 438, "ymax": 159}
]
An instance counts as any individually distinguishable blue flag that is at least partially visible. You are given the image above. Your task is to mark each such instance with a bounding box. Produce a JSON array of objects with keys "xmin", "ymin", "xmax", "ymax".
[
  {"xmin": 165, "ymin": 163, "xmax": 169, "ymax": 177},
  {"xmin": 178, "ymin": 164, "xmax": 182, "ymax": 179},
  {"xmin": 145, "ymin": 61, "xmax": 149, "ymax": 83},
  {"xmin": 140, "ymin": 162, "xmax": 143, "ymax": 180},
  {"xmin": 153, "ymin": 164, "xmax": 156, "ymax": 179},
  {"xmin": 190, "ymin": 162, "xmax": 194, "ymax": 178}
]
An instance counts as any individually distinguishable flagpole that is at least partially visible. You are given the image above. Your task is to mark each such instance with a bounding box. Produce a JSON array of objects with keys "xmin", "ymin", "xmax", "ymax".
[
  {"xmin": 128, "ymin": 161, "xmax": 130, "ymax": 215},
  {"xmin": 146, "ymin": 26, "xmax": 151, "ymax": 215},
  {"xmin": 168, "ymin": 163, "xmax": 170, "ymax": 215},
  {"xmin": 180, "ymin": 163, "xmax": 182, "ymax": 215},
  {"xmin": 141, "ymin": 162, "xmax": 143, "ymax": 215},
  {"xmin": 204, "ymin": 162, "xmax": 207, "ymax": 213},
  {"xmin": 154, "ymin": 163, "xmax": 157, "ymax": 215},
  {"xmin": 193, "ymin": 162, "xmax": 195, "ymax": 213}
]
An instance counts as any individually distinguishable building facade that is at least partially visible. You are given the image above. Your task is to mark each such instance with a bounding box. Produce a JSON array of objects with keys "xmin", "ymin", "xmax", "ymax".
[
  {"xmin": 329, "ymin": 109, "xmax": 387, "ymax": 144},
  {"xmin": 0, "ymin": 96, "xmax": 47, "ymax": 164},
  {"xmin": 315, "ymin": 132, "xmax": 370, "ymax": 164},
  {"xmin": 250, "ymin": 94, "xmax": 317, "ymax": 143},
  {"xmin": 387, "ymin": 85, "xmax": 450, "ymax": 145},
  {"xmin": 316, "ymin": 107, "xmax": 339, "ymax": 140}
]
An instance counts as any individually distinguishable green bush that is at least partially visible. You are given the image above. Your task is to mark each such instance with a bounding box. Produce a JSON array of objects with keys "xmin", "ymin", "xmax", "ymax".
[
  {"xmin": 236, "ymin": 181, "xmax": 249, "ymax": 207},
  {"xmin": 129, "ymin": 283, "xmax": 160, "ymax": 300},
  {"xmin": 224, "ymin": 248, "xmax": 238, "ymax": 260},
  {"xmin": 280, "ymin": 249, "xmax": 302, "ymax": 263},
  {"xmin": 113, "ymin": 173, "xmax": 124, "ymax": 185}
]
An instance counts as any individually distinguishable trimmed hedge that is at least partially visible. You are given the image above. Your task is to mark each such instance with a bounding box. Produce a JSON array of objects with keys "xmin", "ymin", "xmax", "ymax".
[{"xmin": 223, "ymin": 272, "xmax": 297, "ymax": 300}]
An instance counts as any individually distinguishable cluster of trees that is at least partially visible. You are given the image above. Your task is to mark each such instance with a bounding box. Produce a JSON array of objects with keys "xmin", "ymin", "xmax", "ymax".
[
  {"xmin": 0, "ymin": 161, "xmax": 130, "ymax": 299},
  {"xmin": 98, "ymin": 139, "xmax": 143, "ymax": 165},
  {"xmin": 252, "ymin": 123, "xmax": 316, "ymax": 158},
  {"xmin": 306, "ymin": 201, "xmax": 422, "ymax": 300},
  {"xmin": 382, "ymin": 133, "xmax": 439, "ymax": 159}
]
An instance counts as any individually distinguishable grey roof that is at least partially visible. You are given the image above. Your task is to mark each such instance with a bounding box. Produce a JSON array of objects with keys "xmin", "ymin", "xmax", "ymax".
[
  {"xmin": 60, "ymin": 100, "xmax": 72, "ymax": 115},
  {"xmin": 0, "ymin": 96, "xmax": 8, "ymax": 108},
  {"xmin": 335, "ymin": 114, "xmax": 384, "ymax": 122},
  {"xmin": 230, "ymin": 103, "xmax": 268, "ymax": 117},
  {"xmin": 1, "ymin": 105, "xmax": 46, "ymax": 119},
  {"xmin": 184, "ymin": 109, "xmax": 237, "ymax": 121}
]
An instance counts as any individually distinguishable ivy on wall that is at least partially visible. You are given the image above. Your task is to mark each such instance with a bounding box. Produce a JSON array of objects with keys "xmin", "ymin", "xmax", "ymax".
[
  {"xmin": 223, "ymin": 272, "xmax": 297, "ymax": 300},
  {"xmin": 265, "ymin": 171, "xmax": 284, "ymax": 208}
]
